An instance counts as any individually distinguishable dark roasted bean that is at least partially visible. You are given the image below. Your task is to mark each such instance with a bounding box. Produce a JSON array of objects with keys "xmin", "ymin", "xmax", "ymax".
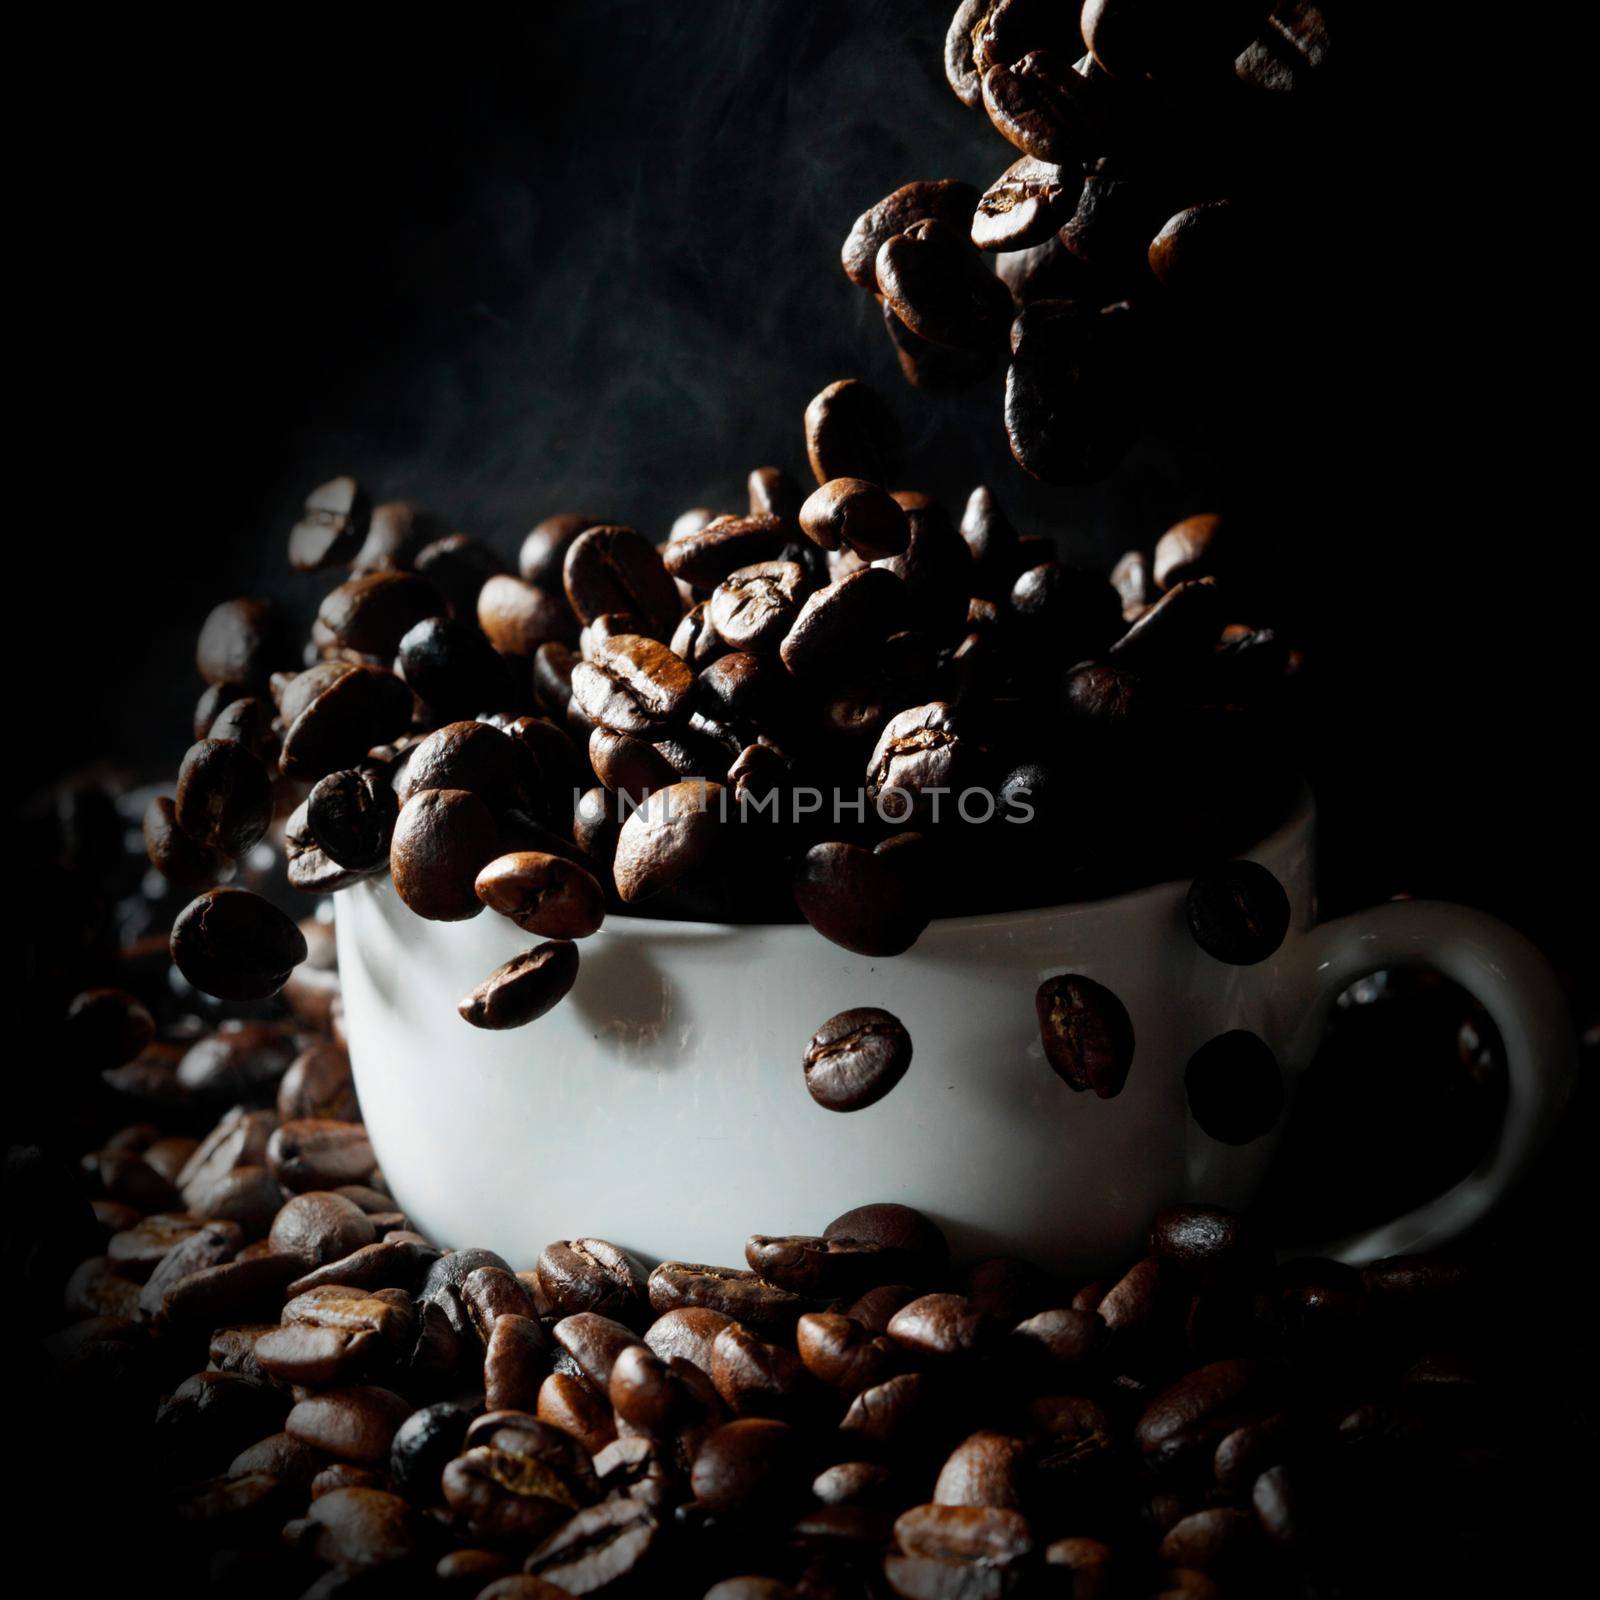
[
  {"xmin": 397, "ymin": 614, "xmax": 515, "ymax": 718},
  {"xmin": 612, "ymin": 779, "xmax": 724, "ymax": 903},
  {"xmin": 803, "ymin": 1007, "xmax": 913, "ymax": 1112},
  {"xmin": 1185, "ymin": 860, "xmax": 1291, "ymax": 964},
  {"xmin": 458, "ymin": 941, "xmax": 580, "ymax": 1029},
  {"xmin": 1035, "ymin": 974, "xmax": 1135, "ymax": 1097},
  {"xmin": 982, "ymin": 49, "xmax": 1097, "ymax": 164},
  {"xmin": 1185, "ymin": 1031, "xmax": 1284, "ymax": 1143},
  {"xmin": 475, "ymin": 852, "xmax": 605, "ymax": 939},
  {"xmin": 268, "ymin": 1119, "xmax": 375, "ymax": 1192},
  {"xmin": 562, "ymin": 524, "xmax": 680, "ymax": 637},
  {"xmin": 289, "ymin": 476, "xmax": 369, "ymax": 570},
  {"xmin": 648, "ymin": 1261, "xmax": 805, "ymax": 1336},
  {"xmin": 170, "ymin": 888, "xmax": 307, "ymax": 1001},
  {"xmin": 536, "ymin": 1239, "xmax": 646, "ymax": 1322},
  {"xmin": 570, "ymin": 632, "xmax": 695, "ymax": 735},
  {"xmin": 804, "ymin": 379, "xmax": 901, "ymax": 487},
  {"xmin": 876, "ymin": 218, "xmax": 1014, "ymax": 351},
  {"xmin": 842, "ymin": 179, "xmax": 981, "ymax": 289},
  {"xmin": 799, "ymin": 478, "xmax": 911, "ymax": 561},
  {"xmin": 279, "ymin": 664, "xmax": 414, "ymax": 782},
  {"xmin": 389, "ymin": 788, "xmax": 500, "ymax": 922},
  {"xmin": 524, "ymin": 1495, "xmax": 660, "ymax": 1591},
  {"xmin": 792, "ymin": 839, "xmax": 928, "ymax": 956}
]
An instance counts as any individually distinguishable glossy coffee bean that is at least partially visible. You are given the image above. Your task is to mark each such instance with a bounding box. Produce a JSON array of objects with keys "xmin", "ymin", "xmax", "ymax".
[
  {"xmin": 744, "ymin": 1235, "xmax": 888, "ymax": 1298},
  {"xmin": 279, "ymin": 665, "xmax": 414, "ymax": 783},
  {"xmin": 174, "ymin": 738, "xmax": 272, "ymax": 859},
  {"xmin": 876, "ymin": 218, "xmax": 1014, "ymax": 354},
  {"xmin": 690, "ymin": 1418, "xmax": 802, "ymax": 1514},
  {"xmin": 398, "ymin": 615, "xmax": 515, "ymax": 718},
  {"xmin": 536, "ymin": 1239, "xmax": 646, "ymax": 1322},
  {"xmin": 414, "ymin": 533, "xmax": 505, "ymax": 620},
  {"xmin": 306, "ymin": 766, "xmax": 397, "ymax": 871},
  {"xmin": 1185, "ymin": 1031, "xmax": 1284, "ymax": 1143},
  {"xmin": 524, "ymin": 1496, "xmax": 660, "ymax": 1591},
  {"xmin": 390, "ymin": 789, "xmax": 500, "ymax": 922},
  {"xmin": 612, "ymin": 779, "xmax": 724, "ymax": 903},
  {"xmin": 779, "ymin": 566, "xmax": 908, "ymax": 680},
  {"xmin": 268, "ymin": 1119, "xmax": 376, "ymax": 1191},
  {"xmin": 562, "ymin": 524, "xmax": 680, "ymax": 638},
  {"xmin": 170, "ymin": 888, "xmax": 308, "ymax": 1001},
  {"xmin": 1035, "ymin": 974, "xmax": 1135, "ymax": 1097},
  {"xmin": 1185, "ymin": 861, "xmax": 1291, "ymax": 964},
  {"xmin": 316, "ymin": 572, "xmax": 445, "ymax": 659},
  {"xmin": 803, "ymin": 1007, "xmax": 913, "ymax": 1112},
  {"xmin": 289, "ymin": 476, "xmax": 369, "ymax": 570},
  {"xmin": 1110, "ymin": 576, "xmax": 1225, "ymax": 670},
  {"xmin": 707, "ymin": 561, "xmax": 808, "ymax": 654},
  {"xmin": 662, "ymin": 514, "xmax": 785, "ymax": 590},
  {"xmin": 804, "ymin": 379, "xmax": 901, "ymax": 488},
  {"xmin": 865, "ymin": 702, "xmax": 970, "ymax": 820},
  {"xmin": 351, "ymin": 500, "xmax": 444, "ymax": 574},
  {"xmin": 982, "ymin": 50, "xmax": 1097, "ymax": 165},
  {"xmin": 972, "ymin": 155, "xmax": 1081, "ymax": 252},
  {"xmin": 648, "ymin": 1261, "xmax": 805, "ymax": 1336},
  {"xmin": 144, "ymin": 795, "xmax": 221, "ymax": 886},
  {"xmin": 475, "ymin": 852, "xmax": 605, "ymax": 939},
  {"xmin": 197, "ymin": 598, "xmax": 283, "ymax": 690},
  {"xmin": 570, "ymin": 633, "xmax": 695, "ymax": 735},
  {"xmin": 477, "ymin": 574, "xmax": 579, "ymax": 659},
  {"xmin": 792, "ymin": 840, "xmax": 928, "ymax": 957},
  {"xmin": 841, "ymin": 179, "xmax": 980, "ymax": 289},
  {"xmin": 826, "ymin": 1202, "xmax": 949, "ymax": 1283},
  {"xmin": 799, "ymin": 478, "xmax": 910, "ymax": 561},
  {"xmin": 458, "ymin": 941, "xmax": 579, "ymax": 1029}
]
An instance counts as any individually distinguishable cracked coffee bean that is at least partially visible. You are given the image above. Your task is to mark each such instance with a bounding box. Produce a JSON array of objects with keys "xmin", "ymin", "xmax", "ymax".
[{"xmin": 803, "ymin": 1007, "xmax": 913, "ymax": 1112}]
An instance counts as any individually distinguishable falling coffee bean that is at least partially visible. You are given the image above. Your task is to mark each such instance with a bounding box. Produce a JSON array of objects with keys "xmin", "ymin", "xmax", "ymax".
[
  {"xmin": 170, "ymin": 888, "xmax": 308, "ymax": 1002},
  {"xmin": 1185, "ymin": 861, "xmax": 1291, "ymax": 964},
  {"xmin": 475, "ymin": 851, "xmax": 605, "ymax": 940},
  {"xmin": 803, "ymin": 1008, "xmax": 913, "ymax": 1112},
  {"xmin": 458, "ymin": 942, "xmax": 580, "ymax": 1030}
]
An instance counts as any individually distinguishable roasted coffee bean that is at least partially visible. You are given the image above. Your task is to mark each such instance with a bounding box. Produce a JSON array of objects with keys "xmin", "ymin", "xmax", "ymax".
[
  {"xmin": 888, "ymin": 1294, "xmax": 996, "ymax": 1362},
  {"xmin": 317, "ymin": 571, "xmax": 444, "ymax": 659},
  {"xmin": 458, "ymin": 940, "xmax": 580, "ymax": 1029},
  {"xmin": 562, "ymin": 524, "xmax": 680, "ymax": 637},
  {"xmin": 305, "ymin": 766, "xmax": 398, "ymax": 872},
  {"xmin": 524, "ymin": 1495, "xmax": 661, "ymax": 1591},
  {"xmin": 1185, "ymin": 861, "xmax": 1291, "ymax": 964},
  {"xmin": 779, "ymin": 566, "xmax": 908, "ymax": 680},
  {"xmin": 170, "ymin": 888, "xmax": 307, "ymax": 1001},
  {"xmin": 842, "ymin": 179, "xmax": 981, "ymax": 289},
  {"xmin": 536, "ymin": 1240, "xmax": 646, "ymax": 1322},
  {"xmin": 143, "ymin": 795, "xmax": 221, "ymax": 886},
  {"xmin": 269, "ymin": 1191, "xmax": 377, "ymax": 1266},
  {"xmin": 839, "ymin": 1371, "xmax": 934, "ymax": 1446},
  {"xmin": 804, "ymin": 379, "xmax": 901, "ymax": 488},
  {"xmin": 799, "ymin": 478, "xmax": 910, "ymax": 561},
  {"xmin": 349, "ymin": 500, "xmax": 444, "ymax": 575},
  {"xmin": 1005, "ymin": 299, "xmax": 1143, "ymax": 484},
  {"xmin": 881, "ymin": 296, "xmax": 996, "ymax": 391},
  {"xmin": 982, "ymin": 50, "xmax": 1097, "ymax": 165},
  {"xmin": 645, "ymin": 1306, "xmax": 737, "ymax": 1373},
  {"xmin": 393, "ymin": 720, "xmax": 537, "ymax": 813},
  {"xmin": 413, "ymin": 533, "xmax": 505, "ymax": 620},
  {"xmin": 268, "ymin": 1119, "xmax": 375, "ymax": 1192},
  {"xmin": 612, "ymin": 779, "xmax": 724, "ymax": 903},
  {"xmin": 288, "ymin": 1385, "xmax": 414, "ymax": 1465},
  {"xmin": 206, "ymin": 696, "xmax": 277, "ymax": 763},
  {"xmin": 973, "ymin": 156, "xmax": 1082, "ymax": 253},
  {"xmin": 710, "ymin": 1322, "xmax": 809, "ymax": 1417},
  {"xmin": 520, "ymin": 514, "xmax": 598, "ymax": 590},
  {"xmin": 390, "ymin": 788, "xmax": 500, "ymax": 922},
  {"xmin": 108, "ymin": 1211, "xmax": 210, "ymax": 1275},
  {"xmin": 475, "ymin": 852, "xmax": 605, "ymax": 940},
  {"xmin": 279, "ymin": 664, "xmax": 414, "ymax": 782},
  {"xmin": 796, "ymin": 1313, "xmax": 899, "ymax": 1395},
  {"xmin": 175, "ymin": 1019, "xmax": 295, "ymax": 1101},
  {"xmin": 570, "ymin": 633, "xmax": 695, "ymax": 735},
  {"xmin": 828, "ymin": 1203, "xmax": 947, "ymax": 1283},
  {"xmin": 662, "ymin": 513, "xmax": 786, "ymax": 590},
  {"xmin": 397, "ymin": 615, "xmax": 515, "ymax": 719},
  {"xmin": 803, "ymin": 1007, "xmax": 913, "ymax": 1112},
  {"xmin": 745, "ymin": 1234, "xmax": 889, "ymax": 1298},
  {"xmin": 1035, "ymin": 974, "xmax": 1135, "ymax": 1098},
  {"xmin": 485, "ymin": 1315, "xmax": 552, "ymax": 1412},
  {"xmin": 538, "ymin": 1371, "xmax": 618, "ymax": 1457},
  {"xmin": 159, "ymin": 1251, "xmax": 303, "ymax": 1326},
  {"xmin": 866, "ymin": 701, "xmax": 972, "ymax": 821},
  {"xmin": 1236, "ymin": 0, "xmax": 1330, "ymax": 92},
  {"xmin": 1110, "ymin": 576, "xmax": 1225, "ymax": 670},
  {"xmin": 792, "ymin": 839, "xmax": 928, "ymax": 956},
  {"xmin": 669, "ymin": 602, "xmax": 728, "ymax": 672},
  {"xmin": 691, "ymin": 1418, "xmax": 802, "ymax": 1514},
  {"xmin": 706, "ymin": 560, "xmax": 808, "ymax": 654},
  {"xmin": 898, "ymin": 1499, "xmax": 1034, "ymax": 1559},
  {"xmin": 1012, "ymin": 1306, "xmax": 1104, "ymax": 1368},
  {"xmin": 608, "ymin": 1343, "xmax": 705, "ymax": 1435},
  {"xmin": 1112, "ymin": 547, "xmax": 1156, "ymax": 614},
  {"xmin": 876, "ymin": 218, "xmax": 1014, "ymax": 354},
  {"xmin": 287, "ymin": 1235, "xmax": 438, "ymax": 1298},
  {"xmin": 290, "ymin": 476, "xmax": 369, "ymax": 571},
  {"xmin": 1148, "ymin": 199, "xmax": 1252, "ymax": 298},
  {"xmin": 197, "ymin": 598, "xmax": 283, "ymax": 691},
  {"xmin": 934, "ymin": 1431, "xmax": 1030, "ymax": 1511},
  {"xmin": 476, "ymin": 574, "xmax": 579, "ymax": 660},
  {"xmin": 648, "ymin": 1262, "xmax": 805, "ymax": 1336},
  {"xmin": 551, "ymin": 1312, "xmax": 640, "ymax": 1391},
  {"xmin": 138, "ymin": 1218, "xmax": 245, "ymax": 1314},
  {"xmin": 1150, "ymin": 1205, "xmax": 1264, "ymax": 1280},
  {"xmin": 173, "ymin": 738, "xmax": 272, "ymax": 859},
  {"xmin": 277, "ymin": 1043, "xmax": 358, "ymax": 1127}
]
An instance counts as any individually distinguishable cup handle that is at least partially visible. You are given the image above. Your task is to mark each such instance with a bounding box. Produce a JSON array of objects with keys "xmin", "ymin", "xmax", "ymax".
[{"xmin": 1272, "ymin": 899, "xmax": 1576, "ymax": 1263}]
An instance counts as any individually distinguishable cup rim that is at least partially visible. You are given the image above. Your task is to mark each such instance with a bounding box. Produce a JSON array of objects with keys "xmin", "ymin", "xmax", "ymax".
[{"xmin": 525, "ymin": 779, "xmax": 1315, "ymax": 944}]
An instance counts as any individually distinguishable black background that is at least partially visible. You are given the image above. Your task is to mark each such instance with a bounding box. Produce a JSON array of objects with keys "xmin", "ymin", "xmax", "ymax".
[{"xmin": 20, "ymin": 1, "xmax": 1590, "ymax": 977}]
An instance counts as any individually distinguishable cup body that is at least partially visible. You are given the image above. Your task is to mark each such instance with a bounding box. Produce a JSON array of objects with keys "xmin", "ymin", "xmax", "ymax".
[{"xmin": 336, "ymin": 787, "xmax": 1317, "ymax": 1274}]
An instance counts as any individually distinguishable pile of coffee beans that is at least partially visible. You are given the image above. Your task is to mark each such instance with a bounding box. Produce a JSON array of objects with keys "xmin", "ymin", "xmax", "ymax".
[
  {"xmin": 142, "ymin": 373, "xmax": 1301, "ymax": 1028},
  {"xmin": 838, "ymin": 1, "xmax": 1333, "ymax": 480},
  {"xmin": 19, "ymin": 960, "xmax": 1538, "ymax": 1599}
]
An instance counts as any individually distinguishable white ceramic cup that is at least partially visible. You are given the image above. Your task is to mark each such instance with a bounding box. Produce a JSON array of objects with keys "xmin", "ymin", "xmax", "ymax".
[{"xmin": 336, "ymin": 786, "xmax": 1575, "ymax": 1276}]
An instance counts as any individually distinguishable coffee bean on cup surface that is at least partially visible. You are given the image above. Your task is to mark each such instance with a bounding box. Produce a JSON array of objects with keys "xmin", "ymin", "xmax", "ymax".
[
  {"xmin": 562, "ymin": 524, "xmax": 680, "ymax": 638},
  {"xmin": 971, "ymin": 156, "xmax": 1082, "ymax": 252},
  {"xmin": 799, "ymin": 479, "xmax": 910, "ymax": 561},
  {"xmin": 475, "ymin": 851, "xmax": 605, "ymax": 940},
  {"xmin": 1035, "ymin": 974, "xmax": 1136, "ymax": 1097},
  {"xmin": 389, "ymin": 788, "xmax": 500, "ymax": 922},
  {"xmin": 289, "ymin": 476, "xmax": 370, "ymax": 571},
  {"xmin": 841, "ymin": 178, "xmax": 980, "ymax": 289},
  {"xmin": 875, "ymin": 219, "xmax": 1013, "ymax": 355},
  {"xmin": 1185, "ymin": 1030, "xmax": 1284, "ymax": 1143},
  {"xmin": 170, "ymin": 887, "xmax": 308, "ymax": 1001},
  {"xmin": 804, "ymin": 379, "xmax": 902, "ymax": 488},
  {"xmin": 1186, "ymin": 860, "xmax": 1291, "ymax": 964},
  {"xmin": 804, "ymin": 1007, "xmax": 913, "ymax": 1112},
  {"xmin": 707, "ymin": 561, "xmax": 809, "ymax": 654},
  {"xmin": 458, "ymin": 941, "xmax": 580, "ymax": 1029},
  {"xmin": 569, "ymin": 633, "xmax": 695, "ymax": 736},
  {"xmin": 613, "ymin": 779, "xmax": 724, "ymax": 903}
]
